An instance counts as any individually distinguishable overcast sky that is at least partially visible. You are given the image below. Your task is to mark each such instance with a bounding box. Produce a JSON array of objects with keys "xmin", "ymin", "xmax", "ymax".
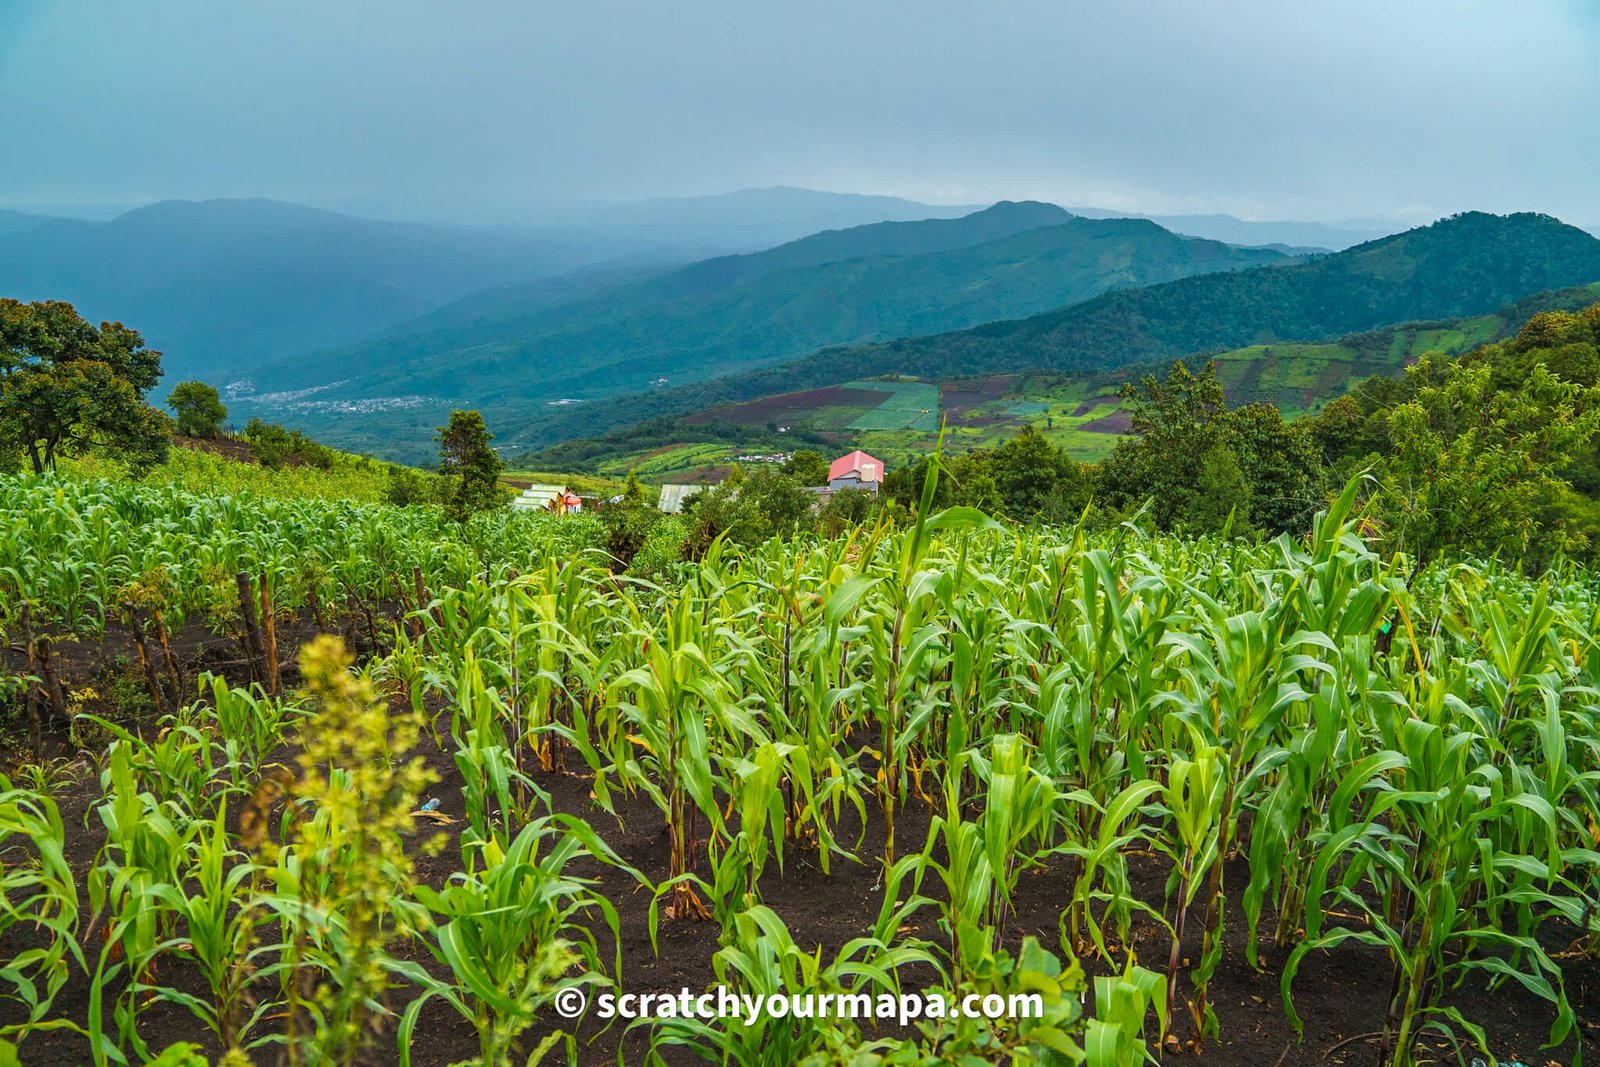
[{"xmin": 2, "ymin": 0, "xmax": 1597, "ymax": 226}]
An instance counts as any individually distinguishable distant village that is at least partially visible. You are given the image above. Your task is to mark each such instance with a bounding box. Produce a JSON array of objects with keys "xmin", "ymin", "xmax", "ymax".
[{"xmin": 511, "ymin": 449, "xmax": 884, "ymax": 514}]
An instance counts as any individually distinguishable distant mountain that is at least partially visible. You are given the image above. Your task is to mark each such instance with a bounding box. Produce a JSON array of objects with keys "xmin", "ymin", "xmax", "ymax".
[
  {"xmin": 0, "ymin": 198, "xmax": 695, "ymax": 383},
  {"xmin": 376, "ymin": 200, "xmax": 1079, "ymax": 335},
  {"xmin": 518, "ymin": 211, "xmax": 1600, "ymax": 450},
  {"xmin": 0, "ymin": 209, "xmax": 57, "ymax": 237},
  {"xmin": 240, "ymin": 206, "xmax": 1290, "ymax": 457},
  {"xmin": 530, "ymin": 186, "xmax": 982, "ymax": 251},
  {"xmin": 1066, "ymin": 208, "xmax": 1392, "ymax": 251}
]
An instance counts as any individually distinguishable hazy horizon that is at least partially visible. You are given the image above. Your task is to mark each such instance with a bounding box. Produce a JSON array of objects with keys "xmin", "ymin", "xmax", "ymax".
[{"xmin": 4, "ymin": 1, "xmax": 1598, "ymax": 231}]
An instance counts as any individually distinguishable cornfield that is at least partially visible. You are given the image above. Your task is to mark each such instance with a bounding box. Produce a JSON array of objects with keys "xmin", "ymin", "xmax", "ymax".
[{"xmin": 0, "ymin": 470, "xmax": 1596, "ymax": 1066}]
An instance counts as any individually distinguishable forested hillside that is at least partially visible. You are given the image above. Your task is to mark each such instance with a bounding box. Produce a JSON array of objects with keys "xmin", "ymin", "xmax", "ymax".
[
  {"xmin": 246, "ymin": 201, "xmax": 1086, "ymax": 390},
  {"xmin": 238, "ymin": 211, "xmax": 1287, "ymax": 458},
  {"xmin": 521, "ymin": 212, "xmax": 1600, "ymax": 450}
]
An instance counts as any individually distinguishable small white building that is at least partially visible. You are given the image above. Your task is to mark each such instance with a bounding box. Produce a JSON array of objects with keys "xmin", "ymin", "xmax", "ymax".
[{"xmin": 827, "ymin": 450, "xmax": 885, "ymax": 493}]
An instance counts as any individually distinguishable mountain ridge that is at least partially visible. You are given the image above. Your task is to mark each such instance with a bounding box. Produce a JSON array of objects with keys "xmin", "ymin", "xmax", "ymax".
[
  {"xmin": 508, "ymin": 211, "xmax": 1600, "ymax": 452},
  {"xmin": 237, "ymin": 209, "xmax": 1291, "ymax": 442}
]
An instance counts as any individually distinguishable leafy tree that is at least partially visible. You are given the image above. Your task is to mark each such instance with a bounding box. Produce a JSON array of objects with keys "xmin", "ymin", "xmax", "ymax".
[
  {"xmin": 242, "ymin": 418, "xmax": 335, "ymax": 470},
  {"xmin": 382, "ymin": 465, "xmax": 436, "ymax": 507},
  {"xmin": 621, "ymin": 470, "xmax": 646, "ymax": 506},
  {"xmin": 681, "ymin": 469, "xmax": 818, "ymax": 557},
  {"xmin": 987, "ymin": 425, "xmax": 1089, "ymax": 521},
  {"xmin": 1374, "ymin": 356, "xmax": 1600, "ymax": 568},
  {"xmin": 1100, "ymin": 361, "xmax": 1326, "ymax": 535},
  {"xmin": 0, "ymin": 299, "xmax": 170, "ymax": 474},
  {"xmin": 1098, "ymin": 361, "xmax": 1244, "ymax": 533},
  {"xmin": 167, "ymin": 380, "xmax": 227, "ymax": 438},
  {"xmin": 782, "ymin": 449, "xmax": 830, "ymax": 485},
  {"xmin": 437, "ymin": 410, "xmax": 507, "ymax": 523},
  {"xmin": 602, "ymin": 472, "xmax": 661, "ymax": 568},
  {"xmin": 818, "ymin": 487, "xmax": 879, "ymax": 537},
  {"xmin": 1227, "ymin": 403, "xmax": 1325, "ymax": 533}
]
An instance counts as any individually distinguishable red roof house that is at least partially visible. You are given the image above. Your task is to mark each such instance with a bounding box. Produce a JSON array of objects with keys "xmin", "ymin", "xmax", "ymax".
[{"xmin": 828, "ymin": 450, "xmax": 885, "ymax": 492}]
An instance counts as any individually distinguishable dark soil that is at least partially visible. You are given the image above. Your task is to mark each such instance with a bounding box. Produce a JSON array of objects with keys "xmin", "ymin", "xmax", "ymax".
[
  {"xmin": 1, "ymin": 633, "xmax": 1595, "ymax": 1067},
  {"xmin": 1078, "ymin": 409, "xmax": 1134, "ymax": 435}
]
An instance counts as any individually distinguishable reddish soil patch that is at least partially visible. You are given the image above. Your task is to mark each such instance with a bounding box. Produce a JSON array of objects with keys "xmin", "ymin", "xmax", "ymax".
[
  {"xmin": 684, "ymin": 386, "xmax": 882, "ymax": 427},
  {"xmin": 941, "ymin": 375, "xmax": 1017, "ymax": 419},
  {"xmin": 1079, "ymin": 409, "xmax": 1133, "ymax": 435}
]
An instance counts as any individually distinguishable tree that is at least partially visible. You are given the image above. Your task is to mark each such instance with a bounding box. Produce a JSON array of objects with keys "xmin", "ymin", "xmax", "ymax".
[
  {"xmin": 1374, "ymin": 356, "xmax": 1600, "ymax": 568},
  {"xmin": 782, "ymin": 449, "xmax": 830, "ymax": 486},
  {"xmin": 988, "ymin": 426, "xmax": 1088, "ymax": 521},
  {"xmin": 383, "ymin": 465, "xmax": 436, "ymax": 507},
  {"xmin": 602, "ymin": 471, "xmax": 660, "ymax": 568},
  {"xmin": 1099, "ymin": 361, "xmax": 1326, "ymax": 535},
  {"xmin": 1098, "ymin": 361, "xmax": 1243, "ymax": 533},
  {"xmin": 0, "ymin": 299, "xmax": 170, "ymax": 474},
  {"xmin": 437, "ymin": 410, "xmax": 507, "ymax": 523},
  {"xmin": 167, "ymin": 380, "xmax": 228, "ymax": 438}
]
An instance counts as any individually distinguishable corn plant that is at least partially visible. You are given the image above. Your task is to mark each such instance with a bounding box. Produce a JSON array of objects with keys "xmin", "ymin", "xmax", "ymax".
[
  {"xmin": 0, "ymin": 775, "xmax": 82, "ymax": 1048},
  {"xmin": 1283, "ymin": 718, "xmax": 1578, "ymax": 1066},
  {"xmin": 137, "ymin": 800, "xmax": 277, "ymax": 1055},
  {"xmin": 395, "ymin": 813, "xmax": 638, "ymax": 1067},
  {"xmin": 646, "ymin": 893, "xmax": 937, "ymax": 1067},
  {"xmin": 921, "ymin": 734, "xmax": 1059, "ymax": 977}
]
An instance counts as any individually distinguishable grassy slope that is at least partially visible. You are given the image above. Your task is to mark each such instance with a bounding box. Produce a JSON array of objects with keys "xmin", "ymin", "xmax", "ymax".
[{"xmin": 59, "ymin": 438, "xmax": 435, "ymax": 504}]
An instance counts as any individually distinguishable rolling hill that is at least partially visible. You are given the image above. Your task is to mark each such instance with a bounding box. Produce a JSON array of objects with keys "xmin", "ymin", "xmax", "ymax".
[
  {"xmin": 525, "ymin": 281, "xmax": 1600, "ymax": 480},
  {"xmin": 237, "ymin": 207, "xmax": 1291, "ymax": 458},
  {"xmin": 517, "ymin": 211, "xmax": 1600, "ymax": 453},
  {"xmin": 1065, "ymin": 208, "xmax": 1390, "ymax": 251},
  {"xmin": 0, "ymin": 198, "xmax": 697, "ymax": 384}
]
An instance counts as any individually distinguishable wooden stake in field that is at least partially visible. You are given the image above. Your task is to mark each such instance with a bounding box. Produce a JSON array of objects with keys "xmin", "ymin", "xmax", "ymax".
[
  {"xmin": 236, "ymin": 571, "xmax": 265, "ymax": 686},
  {"xmin": 124, "ymin": 603, "xmax": 169, "ymax": 718},
  {"xmin": 259, "ymin": 571, "xmax": 280, "ymax": 695},
  {"xmin": 151, "ymin": 606, "xmax": 184, "ymax": 706}
]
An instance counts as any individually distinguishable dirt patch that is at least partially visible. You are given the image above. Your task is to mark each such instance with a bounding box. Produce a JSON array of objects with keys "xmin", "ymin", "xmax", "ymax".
[
  {"xmin": 684, "ymin": 386, "xmax": 883, "ymax": 427},
  {"xmin": 1079, "ymin": 409, "xmax": 1133, "ymax": 435}
]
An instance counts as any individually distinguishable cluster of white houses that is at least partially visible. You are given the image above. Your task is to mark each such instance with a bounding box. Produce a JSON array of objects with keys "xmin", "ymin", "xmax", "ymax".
[{"xmin": 512, "ymin": 449, "xmax": 885, "ymax": 515}]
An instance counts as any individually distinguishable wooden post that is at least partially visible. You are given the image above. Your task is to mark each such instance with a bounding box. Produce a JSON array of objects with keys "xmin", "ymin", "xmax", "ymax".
[
  {"xmin": 152, "ymin": 607, "xmax": 184, "ymax": 707},
  {"xmin": 259, "ymin": 572, "xmax": 280, "ymax": 696},
  {"xmin": 308, "ymin": 587, "xmax": 330, "ymax": 632},
  {"xmin": 36, "ymin": 636, "xmax": 68, "ymax": 724},
  {"xmin": 236, "ymin": 572, "xmax": 264, "ymax": 686},
  {"xmin": 125, "ymin": 605, "xmax": 168, "ymax": 718}
]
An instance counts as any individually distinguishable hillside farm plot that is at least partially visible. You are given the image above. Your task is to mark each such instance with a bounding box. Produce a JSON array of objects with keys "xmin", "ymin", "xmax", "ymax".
[
  {"xmin": 844, "ymin": 379, "xmax": 942, "ymax": 431},
  {"xmin": 683, "ymin": 384, "xmax": 888, "ymax": 430},
  {"xmin": 594, "ymin": 441, "xmax": 736, "ymax": 480},
  {"xmin": 1, "ymin": 473, "xmax": 1596, "ymax": 1066}
]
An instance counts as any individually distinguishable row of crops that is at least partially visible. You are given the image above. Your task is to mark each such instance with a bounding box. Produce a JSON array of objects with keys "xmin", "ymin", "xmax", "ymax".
[{"xmin": 1, "ymin": 471, "xmax": 1598, "ymax": 1065}]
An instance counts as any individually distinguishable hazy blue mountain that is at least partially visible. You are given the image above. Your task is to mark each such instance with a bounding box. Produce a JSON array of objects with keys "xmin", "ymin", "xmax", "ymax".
[
  {"xmin": 0, "ymin": 198, "xmax": 695, "ymax": 383},
  {"xmin": 1066, "ymin": 207, "xmax": 1392, "ymax": 251},
  {"xmin": 239, "ymin": 207, "xmax": 1289, "ymax": 458},
  {"xmin": 341, "ymin": 200, "xmax": 1077, "ymax": 341},
  {"xmin": 515, "ymin": 211, "xmax": 1600, "ymax": 451},
  {"xmin": 529, "ymin": 186, "xmax": 982, "ymax": 250},
  {"xmin": 0, "ymin": 209, "xmax": 58, "ymax": 237}
]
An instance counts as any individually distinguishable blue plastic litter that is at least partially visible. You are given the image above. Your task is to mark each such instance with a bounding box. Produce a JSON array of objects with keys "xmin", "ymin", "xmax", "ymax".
[{"xmin": 417, "ymin": 797, "xmax": 441, "ymax": 812}]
